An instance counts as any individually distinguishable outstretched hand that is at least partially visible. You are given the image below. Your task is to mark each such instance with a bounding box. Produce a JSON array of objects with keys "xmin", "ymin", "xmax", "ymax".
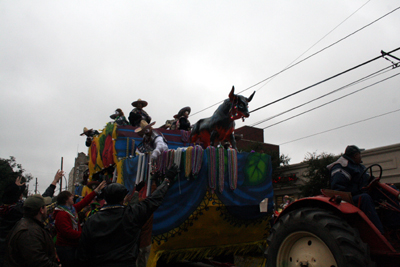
[
  {"xmin": 95, "ymin": 180, "xmax": 107, "ymax": 193},
  {"xmin": 135, "ymin": 181, "xmax": 146, "ymax": 192},
  {"xmin": 165, "ymin": 164, "xmax": 179, "ymax": 183},
  {"xmin": 15, "ymin": 176, "xmax": 25, "ymax": 187},
  {"xmin": 52, "ymin": 170, "xmax": 64, "ymax": 185},
  {"xmin": 124, "ymin": 191, "xmax": 135, "ymax": 204}
]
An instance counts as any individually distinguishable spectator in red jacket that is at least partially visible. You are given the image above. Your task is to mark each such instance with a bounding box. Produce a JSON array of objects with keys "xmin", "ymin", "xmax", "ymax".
[{"xmin": 54, "ymin": 180, "xmax": 106, "ymax": 267}]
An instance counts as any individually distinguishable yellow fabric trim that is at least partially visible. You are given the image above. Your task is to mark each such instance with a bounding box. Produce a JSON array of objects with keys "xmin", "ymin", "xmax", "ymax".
[
  {"xmin": 88, "ymin": 144, "xmax": 94, "ymax": 181},
  {"xmin": 185, "ymin": 146, "xmax": 193, "ymax": 177},
  {"xmin": 112, "ymin": 123, "xmax": 118, "ymax": 165},
  {"xmin": 112, "ymin": 123, "xmax": 118, "ymax": 140},
  {"xmin": 149, "ymin": 191, "xmax": 271, "ymax": 267},
  {"xmin": 147, "ymin": 240, "xmax": 267, "ymax": 267},
  {"xmin": 95, "ymin": 134, "xmax": 104, "ymax": 170},
  {"xmin": 81, "ymin": 185, "xmax": 92, "ymax": 197},
  {"xmin": 116, "ymin": 159, "xmax": 124, "ymax": 184}
]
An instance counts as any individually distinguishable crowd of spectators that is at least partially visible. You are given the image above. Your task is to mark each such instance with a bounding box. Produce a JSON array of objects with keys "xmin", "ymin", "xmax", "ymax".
[{"xmin": 0, "ymin": 165, "xmax": 178, "ymax": 267}]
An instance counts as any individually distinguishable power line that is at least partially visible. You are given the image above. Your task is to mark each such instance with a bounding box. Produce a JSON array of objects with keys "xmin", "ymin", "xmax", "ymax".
[
  {"xmin": 250, "ymin": 65, "xmax": 394, "ymax": 126},
  {"xmin": 262, "ymin": 72, "xmax": 400, "ymax": 129},
  {"xmin": 279, "ymin": 108, "xmax": 400, "ymax": 145},
  {"xmin": 191, "ymin": 6, "xmax": 400, "ymax": 117},
  {"xmin": 242, "ymin": 5, "xmax": 400, "ymax": 96},
  {"xmin": 250, "ymin": 46, "xmax": 400, "ymax": 114},
  {"xmin": 254, "ymin": 0, "xmax": 372, "ymax": 92}
]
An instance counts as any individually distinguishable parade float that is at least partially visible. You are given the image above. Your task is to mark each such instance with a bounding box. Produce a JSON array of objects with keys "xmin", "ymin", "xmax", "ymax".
[{"xmin": 79, "ymin": 87, "xmax": 274, "ymax": 266}]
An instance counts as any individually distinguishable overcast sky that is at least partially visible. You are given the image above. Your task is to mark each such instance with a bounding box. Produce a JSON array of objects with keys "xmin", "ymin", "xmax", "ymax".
[{"xmin": 1, "ymin": 1, "xmax": 399, "ymax": 194}]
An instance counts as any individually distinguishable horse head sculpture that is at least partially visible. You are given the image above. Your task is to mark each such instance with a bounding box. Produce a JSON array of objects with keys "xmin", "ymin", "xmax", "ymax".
[{"xmin": 190, "ymin": 86, "xmax": 255, "ymax": 149}]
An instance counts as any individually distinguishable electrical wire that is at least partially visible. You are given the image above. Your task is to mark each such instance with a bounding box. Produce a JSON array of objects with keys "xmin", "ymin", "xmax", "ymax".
[
  {"xmin": 261, "ymin": 71, "xmax": 400, "ymax": 129},
  {"xmin": 241, "ymin": 5, "xmax": 400, "ymax": 96},
  {"xmin": 190, "ymin": 6, "xmax": 400, "ymax": 117},
  {"xmin": 250, "ymin": 65, "xmax": 395, "ymax": 126},
  {"xmin": 250, "ymin": 46, "xmax": 400, "ymax": 114},
  {"xmin": 279, "ymin": 108, "xmax": 400, "ymax": 145},
  {"xmin": 255, "ymin": 0, "xmax": 372, "ymax": 92}
]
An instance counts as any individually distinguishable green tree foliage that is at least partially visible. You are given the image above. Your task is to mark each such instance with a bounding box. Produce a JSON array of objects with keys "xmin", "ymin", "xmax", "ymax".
[
  {"xmin": 299, "ymin": 152, "xmax": 340, "ymax": 197},
  {"xmin": 0, "ymin": 156, "xmax": 33, "ymax": 203}
]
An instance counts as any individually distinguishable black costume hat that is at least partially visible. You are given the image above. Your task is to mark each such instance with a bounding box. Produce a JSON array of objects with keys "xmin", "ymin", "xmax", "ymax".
[
  {"xmin": 104, "ymin": 183, "xmax": 129, "ymax": 204},
  {"xmin": 110, "ymin": 109, "xmax": 124, "ymax": 119},
  {"xmin": 174, "ymin": 106, "xmax": 191, "ymax": 119},
  {"xmin": 80, "ymin": 127, "xmax": 93, "ymax": 136},
  {"xmin": 345, "ymin": 145, "xmax": 365, "ymax": 156},
  {"xmin": 131, "ymin": 99, "xmax": 148, "ymax": 108}
]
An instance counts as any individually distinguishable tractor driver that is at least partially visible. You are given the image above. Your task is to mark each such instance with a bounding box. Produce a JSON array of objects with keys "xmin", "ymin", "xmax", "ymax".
[{"xmin": 327, "ymin": 145, "xmax": 384, "ymax": 233}]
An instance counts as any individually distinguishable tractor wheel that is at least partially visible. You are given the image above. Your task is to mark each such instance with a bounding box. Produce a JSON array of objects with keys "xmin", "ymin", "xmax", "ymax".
[{"xmin": 266, "ymin": 207, "xmax": 376, "ymax": 267}]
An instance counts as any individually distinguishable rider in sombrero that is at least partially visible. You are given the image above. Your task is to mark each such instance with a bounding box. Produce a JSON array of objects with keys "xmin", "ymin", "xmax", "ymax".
[
  {"xmin": 175, "ymin": 106, "xmax": 191, "ymax": 131},
  {"xmin": 80, "ymin": 127, "xmax": 99, "ymax": 147},
  {"xmin": 128, "ymin": 99, "xmax": 152, "ymax": 128},
  {"xmin": 135, "ymin": 121, "xmax": 168, "ymax": 161},
  {"xmin": 110, "ymin": 108, "xmax": 129, "ymax": 126}
]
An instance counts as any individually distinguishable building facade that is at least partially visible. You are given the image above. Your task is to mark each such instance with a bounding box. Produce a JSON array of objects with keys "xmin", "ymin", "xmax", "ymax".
[{"xmin": 67, "ymin": 152, "xmax": 89, "ymax": 192}]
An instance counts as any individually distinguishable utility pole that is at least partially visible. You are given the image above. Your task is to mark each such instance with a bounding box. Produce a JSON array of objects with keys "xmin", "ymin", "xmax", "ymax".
[
  {"xmin": 34, "ymin": 178, "xmax": 38, "ymax": 194},
  {"xmin": 59, "ymin": 157, "xmax": 63, "ymax": 194}
]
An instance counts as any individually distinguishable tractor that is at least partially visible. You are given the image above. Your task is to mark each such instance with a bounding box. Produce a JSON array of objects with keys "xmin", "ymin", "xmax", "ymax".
[{"xmin": 266, "ymin": 164, "xmax": 400, "ymax": 267}]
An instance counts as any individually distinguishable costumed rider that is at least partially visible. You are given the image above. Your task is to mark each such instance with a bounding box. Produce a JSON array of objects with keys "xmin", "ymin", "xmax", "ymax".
[
  {"xmin": 174, "ymin": 106, "xmax": 191, "ymax": 131},
  {"xmin": 135, "ymin": 121, "xmax": 168, "ymax": 161},
  {"xmin": 80, "ymin": 127, "xmax": 99, "ymax": 147},
  {"xmin": 110, "ymin": 108, "xmax": 129, "ymax": 126},
  {"xmin": 129, "ymin": 99, "xmax": 152, "ymax": 128}
]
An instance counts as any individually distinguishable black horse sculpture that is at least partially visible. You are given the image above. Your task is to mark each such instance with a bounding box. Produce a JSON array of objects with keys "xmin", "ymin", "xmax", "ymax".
[{"xmin": 190, "ymin": 86, "xmax": 255, "ymax": 149}]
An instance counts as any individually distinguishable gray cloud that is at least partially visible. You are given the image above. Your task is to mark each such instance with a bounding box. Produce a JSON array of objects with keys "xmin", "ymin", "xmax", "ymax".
[{"xmin": 1, "ymin": 0, "xmax": 399, "ymax": 193}]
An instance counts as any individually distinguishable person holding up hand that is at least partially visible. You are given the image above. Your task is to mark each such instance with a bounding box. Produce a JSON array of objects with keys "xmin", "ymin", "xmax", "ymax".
[
  {"xmin": 54, "ymin": 180, "xmax": 106, "ymax": 267},
  {"xmin": 77, "ymin": 165, "xmax": 179, "ymax": 267}
]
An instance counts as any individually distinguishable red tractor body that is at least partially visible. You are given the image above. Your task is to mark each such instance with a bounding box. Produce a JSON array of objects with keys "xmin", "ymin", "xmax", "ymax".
[{"xmin": 266, "ymin": 167, "xmax": 400, "ymax": 267}]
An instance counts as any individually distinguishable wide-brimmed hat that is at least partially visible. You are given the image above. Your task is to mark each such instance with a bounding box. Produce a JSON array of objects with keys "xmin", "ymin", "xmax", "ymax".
[
  {"xmin": 173, "ymin": 106, "xmax": 191, "ymax": 119},
  {"xmin": 135, "ymin": 120, "xmax": 156, "ymax": 135},
  {"xmin": 110, "ymin": 108, "xmax": 124, "ymax": 119},
  {"xmin": 131, "ymin": 99, "xmax": 148, "ymax": 108},
  {"xmin": 80, "ymin": 127, "xmax": 93, "ymax": 136}
]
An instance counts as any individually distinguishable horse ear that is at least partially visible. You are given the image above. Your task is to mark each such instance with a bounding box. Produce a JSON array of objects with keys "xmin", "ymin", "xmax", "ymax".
[
  {"xmin": 246, "ymin": 91, "xmax": 255, "ymax": 102},
  {"xmin": 229, "ymin": 86, "xmax": 235, "ymax": 101}
]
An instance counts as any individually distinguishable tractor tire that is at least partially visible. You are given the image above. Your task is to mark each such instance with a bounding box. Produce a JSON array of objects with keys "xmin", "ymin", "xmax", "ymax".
[{"xmin": 266, "ymin": 207, "xmax": 376, "ymax": 267}]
